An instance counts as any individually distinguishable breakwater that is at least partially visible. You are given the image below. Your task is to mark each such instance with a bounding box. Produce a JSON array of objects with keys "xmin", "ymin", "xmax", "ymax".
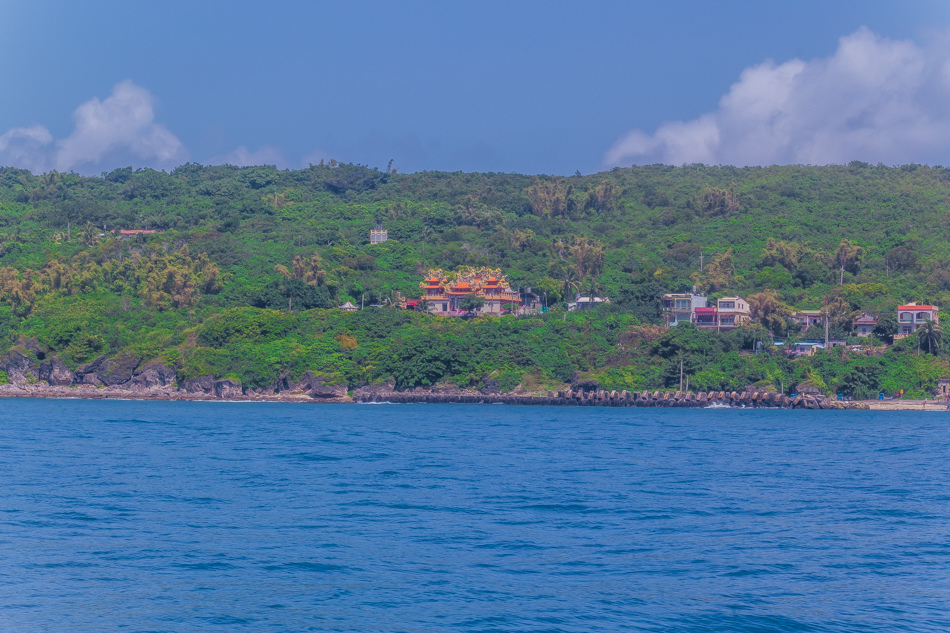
[{"xmin": 356, "ymin": 389, "xmax": 866, "ymax": 409}]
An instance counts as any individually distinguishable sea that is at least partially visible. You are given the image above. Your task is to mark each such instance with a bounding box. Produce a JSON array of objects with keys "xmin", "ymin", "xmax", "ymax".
[{"xmin": 0, "ymin": 400, "xmax": 948, "ymax": 632}]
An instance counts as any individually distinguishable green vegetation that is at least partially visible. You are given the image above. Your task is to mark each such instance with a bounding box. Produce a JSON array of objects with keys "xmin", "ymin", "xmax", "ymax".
[{"xmin": 1, "ymin": 161, "xmax": 949, "ymax": 398}]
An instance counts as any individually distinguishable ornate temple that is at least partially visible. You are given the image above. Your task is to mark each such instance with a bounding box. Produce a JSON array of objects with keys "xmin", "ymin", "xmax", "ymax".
[{"xmin": 419, "ymin": 267, "xmax": 521, "ymax": 316}]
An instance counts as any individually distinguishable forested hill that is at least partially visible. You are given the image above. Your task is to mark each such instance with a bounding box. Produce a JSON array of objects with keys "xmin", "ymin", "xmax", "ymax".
[
  {"xmin": 0, "ymin": 161, "xmax": 947, "ymax": 397},
  {"xmin": 1, "ymin": 161, "xmax": 946, "ymax": 308}
]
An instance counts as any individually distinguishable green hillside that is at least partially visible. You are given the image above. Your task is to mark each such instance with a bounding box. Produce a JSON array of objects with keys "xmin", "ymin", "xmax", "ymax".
[{"xmin": 0, "ymin": 161, "xmax": 947, "ymax": 398}]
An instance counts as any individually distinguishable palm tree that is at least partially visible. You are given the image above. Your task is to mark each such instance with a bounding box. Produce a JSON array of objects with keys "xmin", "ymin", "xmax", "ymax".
[
  {"xmin": 583, "ymin": 278, "xmax": 605, "ymax": 310},
  {"xmin": 919, "ymin": 319, "xmax": 943, "ymax": 355},
  {"xmin": 559, "ymin": 265, "xmax": 580, "ymax": 307}
]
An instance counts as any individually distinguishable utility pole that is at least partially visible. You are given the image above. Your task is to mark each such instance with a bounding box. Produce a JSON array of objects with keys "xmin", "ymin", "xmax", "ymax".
[
  {"xmin": 824, "ymin": 312, "xmax": 830, "ymax": 349},
  {"xmin": 679, "ymin": 356, "xmax": 684, "ymax": 392},
  {"xmin": 700, "ymin": 252, "xmax": 704, "ymax": 272}
]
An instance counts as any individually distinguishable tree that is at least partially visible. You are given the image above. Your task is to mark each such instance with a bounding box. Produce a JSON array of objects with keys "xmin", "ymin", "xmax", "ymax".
[
  {"xmin": 459, "ymin": 295, "xmax": 485, "ymax": 316},
  {"xmin": 568, "ymin": 237, "xmax": 605, "ymax": 281},
  {"xmin": 698, "ymin": 185, "xmax": 741, "ymax": 216},
  {"xmin": 748, "ymin": 290, "xmax": 792, "ymax": 336},
  {"xmin": 80, "ymin": 222, "xmax": 101, "ymax": 247},
  {"xmin": 833, "ymin": 240, "xmax": 864, "ymax": 284},
  {"xmin": 919, "ymin": 319, "xmax": 943, "ymax": 355},
  {"xmin": 839, "ymin": 362, "xmax": 884, "ymax": 399},
  {"xmin": 885, "ymin": 245, "xmax": 918, "ymax": 275},
  {"xmin": 822, "ymin": 295, "xmax": 854, "ymax": 330},
  {"xmin": 873, "ymin": 311, "xmax": 898, "ymax": 344},
  {"xmin": 526, "ymin": 178, "xmax": 575, "ymax": 218},
  {"xmin": 615, "ymin": 280, "xmax": 664, "ymax": 323},
  {"xmin": 693, "ymin": 248, "xmax": 735, "ymax": 292},
  {"xmin": 558, "ymin": 265, "xmax": 580, "ymax": 306}
]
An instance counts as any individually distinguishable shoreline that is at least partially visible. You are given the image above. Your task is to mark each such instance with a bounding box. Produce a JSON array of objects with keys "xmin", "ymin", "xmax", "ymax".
[{"xmin": 1, "ymin": 383, "xmax": 947, "ymax": 411}]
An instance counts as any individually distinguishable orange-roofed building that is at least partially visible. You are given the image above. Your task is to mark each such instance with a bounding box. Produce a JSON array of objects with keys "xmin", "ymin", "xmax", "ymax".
[{"xmin": 417, "ymin": 267, "xmax": 521, "ymax": 316}]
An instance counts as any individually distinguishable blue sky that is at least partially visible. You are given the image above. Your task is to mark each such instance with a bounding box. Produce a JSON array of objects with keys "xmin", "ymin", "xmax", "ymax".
[{"xmin": 1, "ymin": 1, "xmax": 948, "ymax": 175}]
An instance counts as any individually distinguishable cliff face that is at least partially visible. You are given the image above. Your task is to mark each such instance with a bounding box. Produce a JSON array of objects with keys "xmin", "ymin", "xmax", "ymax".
[{"xmin": 0, "ymin": 347, "xmax": 354, "ymax": 401}]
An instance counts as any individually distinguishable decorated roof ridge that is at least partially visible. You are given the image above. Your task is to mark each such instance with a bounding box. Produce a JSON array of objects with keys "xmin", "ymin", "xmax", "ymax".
[{"xmin": 419, "ymin": 266, "xmax": 516, "ymax": 294}]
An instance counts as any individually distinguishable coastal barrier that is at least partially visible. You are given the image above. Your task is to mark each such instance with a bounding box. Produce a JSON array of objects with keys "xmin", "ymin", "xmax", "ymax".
[{"xmin": 355, "ymin": 389, "xmax": 865, "ymax": 410}]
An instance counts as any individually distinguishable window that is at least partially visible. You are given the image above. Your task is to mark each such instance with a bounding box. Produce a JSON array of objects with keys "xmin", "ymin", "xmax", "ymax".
[{"xmin": 675, "ymin": 299, "xmax": 690, "ymax": 309}]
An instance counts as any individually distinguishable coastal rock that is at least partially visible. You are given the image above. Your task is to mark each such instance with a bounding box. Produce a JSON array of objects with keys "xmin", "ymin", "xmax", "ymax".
[
  {"xmin": 429, "ymin": 382, "xmax": 462, "ymax": 395},
  {"xmin": 75, "ymin": 355, "xmax": 106, "ymax": 379},
  {"xmin": 311, "ymin": 376, "xmax": 346, "ymax": 399},
  {"xmin": 182, "ymin": 375, "xmax": 214, "ymax": 394},
  {"xmin": 270, "ymin": 371, "xmax": 330, "ymax": 394},
  {"xmin": 97, "ymin": 355, "xmax": 140, "ymax": 386},
  {"xmin": 0, "ymin": 350, "xmax": 39, "ymax": 385},
  {"xmin": 277, "ymin": 371, "xmax": 347, "ymax": 398},
  {"xmin": 572, "ymin": 378, "xmax": 602, "ymax": 392},
  {"xmin": 132, "ymin": 363, "xmax": 177, "ymax": 388},
  {"xmin": 81, "ymin": 373, "xmax": 102, "ymax": 386},
  {"xmin": 38, "ymin": 356, "xmax": 76, "ymax": 386},
  {"xmin": 479, "ymin": 379, "xmax": 501, "ymax": 395},
  {"xmin": 23, "ymin": 337, "xmax": 46, "ymax": 359},
  {"xmin": 270, "ymin": 372, "xmax": 306, "ymax": 393},
  {"xmin": 353, "ymin": 381, "xmax": 395, "ymax": 400},
  {"xmin": 213, "ymin": 379, "xmax": 243, "ymax": 398}
]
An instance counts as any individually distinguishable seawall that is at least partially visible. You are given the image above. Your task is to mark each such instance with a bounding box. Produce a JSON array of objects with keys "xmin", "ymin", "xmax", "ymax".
[{"xmin": 356, "ymin": 389, "xmax": 867, "ymax": 410}]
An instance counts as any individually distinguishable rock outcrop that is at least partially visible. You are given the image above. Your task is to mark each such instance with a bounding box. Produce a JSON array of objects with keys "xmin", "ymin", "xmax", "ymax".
[
  {"xmin": 128, "ymin": 363, "xmax": 177, "ymax": 390},
  {"xmin": 183, "ymin": 375, "xmax": 214, "ymax": 394},
  {"xmin": 38, "ymin": 356, "xmax": 75, "ymax": 386},
  {"xmin": 213, "ymin": 379, "xmax": 243, "ymax": 398},
  {"xmin": 97, "ymin": 355, "xmax": 140, "ymax": 386},
  {"xmin": 0, "ymin": 350, "xmax": 38, "ymax": 384},
  {"xmin": 310, "ymin": 375, "xmax": 347, "ymax": 398},
  {"xmin": 353, "ymin": 381, "xmax": 395, "ymax": 401}
]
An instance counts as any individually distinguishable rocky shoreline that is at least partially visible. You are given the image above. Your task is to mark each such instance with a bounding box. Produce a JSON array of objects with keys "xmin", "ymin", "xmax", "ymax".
[{"xmin": 0, "ymin": 346, "xmax": 888, "ymax": 410}]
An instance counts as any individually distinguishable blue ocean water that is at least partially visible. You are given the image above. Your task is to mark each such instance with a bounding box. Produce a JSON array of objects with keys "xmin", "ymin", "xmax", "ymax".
[{"xmin": 0, "ymin": 401, "xmax": 948, "ymax": 632}]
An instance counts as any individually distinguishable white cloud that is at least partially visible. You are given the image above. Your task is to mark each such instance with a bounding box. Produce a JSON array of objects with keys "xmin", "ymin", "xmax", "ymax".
[
  {"xmin": 208, "ymin": 145, "xmax": 289, "ymax": 169},
  {"xmin": 0, "ymin": 125, "xmax": 54, "ymax": 173},
  {"xmin": 604, "ymin": 28, "xmax": 950, "ymax": 167},
  {"xmin": 0, "ymin": 80, "xmax": 186, "ymax": 174}
]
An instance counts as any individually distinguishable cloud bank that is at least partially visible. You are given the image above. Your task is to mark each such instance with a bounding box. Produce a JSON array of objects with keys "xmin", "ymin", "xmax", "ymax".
[
  {"xmin": 0, "ymin": 80, "xmax": 187, "ymax": 174},
  {"xmin": 604, "ymin": 28, "xmax": 950, "ymax": 167}
]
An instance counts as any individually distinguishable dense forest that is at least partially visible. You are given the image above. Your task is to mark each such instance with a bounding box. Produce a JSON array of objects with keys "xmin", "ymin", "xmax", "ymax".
[{"xmin": 0, "ymin": 160, "xmax": 948, "ymax": 398}]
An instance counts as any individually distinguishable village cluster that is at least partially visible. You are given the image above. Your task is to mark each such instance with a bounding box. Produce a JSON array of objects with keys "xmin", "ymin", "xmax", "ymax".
[
  {"xmin": 350, "ymin": 224, "xmax": 939, "ymax": 352},
  {"xmin": 341, "ymin": 266, "xmax": 939, "ymax": 356}
]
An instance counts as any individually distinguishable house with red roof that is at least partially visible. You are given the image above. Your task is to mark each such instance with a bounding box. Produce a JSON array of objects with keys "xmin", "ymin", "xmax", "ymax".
[{"xmin": 896, "ymin": 303, "xmax": 939, "ymax": 338}]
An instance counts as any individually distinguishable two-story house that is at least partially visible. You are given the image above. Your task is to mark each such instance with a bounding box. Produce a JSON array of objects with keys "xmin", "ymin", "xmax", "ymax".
[
  {"xmin": 853, "ymin": 312, "xmax": 877, "ymax": 337},
  {"xmin": 716, "ymin": 296, "xmax": 751, "ymax": 329},
  {"xmin": 791, "ymin": 309, "xmax": 824, "ymax": 330},
  {"xmin": 897, "ymin": 303, "xmax": 939, "ymax": 338},
  {"xmin": 661, "ymin": 293, "xmax": 707, "ymax": 326}
]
